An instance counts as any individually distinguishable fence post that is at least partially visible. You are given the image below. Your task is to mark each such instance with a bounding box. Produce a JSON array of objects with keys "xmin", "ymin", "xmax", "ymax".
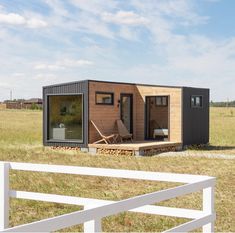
[
  {"xmin": 203, "ymin": 186, "xmax": 215, "ymax": 233},
  {"xmin": 0, "ymin": 162, "xmax": 10, "ymax": 230},
  {"xmin": 84, "ymin": 205, "xmax": 102, "ymax": 233}
]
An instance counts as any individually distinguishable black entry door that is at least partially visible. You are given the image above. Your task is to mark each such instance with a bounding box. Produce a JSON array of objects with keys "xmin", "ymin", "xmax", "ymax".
[{"xmin": 120, "ymin": 94, "xmax": 133, "ymax": 133}]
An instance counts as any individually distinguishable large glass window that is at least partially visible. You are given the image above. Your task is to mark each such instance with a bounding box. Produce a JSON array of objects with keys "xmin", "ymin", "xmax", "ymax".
[{"xmin": 48, "ymin": 95, "xmax": 83, "ymax": 142}]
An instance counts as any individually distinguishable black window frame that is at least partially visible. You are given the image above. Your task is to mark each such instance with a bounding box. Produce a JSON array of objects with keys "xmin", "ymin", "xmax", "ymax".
[
  {"xmin": 95, "ymin": 91, "xmax": 114, "ymax": 105},
  {"xmin": 155, "ymin": 96, "xmax": 168, "ymax": 107},
  {"xmin": 191, "ymin": 95, "xmax": 203, "ymax": 108}
]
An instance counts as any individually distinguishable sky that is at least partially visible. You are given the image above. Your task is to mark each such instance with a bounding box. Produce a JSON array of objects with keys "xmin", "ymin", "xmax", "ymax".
[{"xmin": 0, "ymin": 0, "xmax": 234, "ymax": 101}]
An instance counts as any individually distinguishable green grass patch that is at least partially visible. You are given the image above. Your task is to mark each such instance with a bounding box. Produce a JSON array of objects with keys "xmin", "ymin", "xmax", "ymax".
[{"xmin": 0, "ymin": 108, "xmax": 234, "ymax": 232}]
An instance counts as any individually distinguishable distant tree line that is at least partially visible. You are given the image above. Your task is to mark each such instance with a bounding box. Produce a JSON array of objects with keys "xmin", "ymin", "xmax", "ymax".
[
  {"xmin": 210, "ymin": 100, "xmax": 235, "ymax": 107},
  {"xmin": 4, "ymin": 99, "xmax": 25, "ymax": 103},
  {"xmin": 3, "ymin": 98, "xmax": 42, "ymax": 110}
]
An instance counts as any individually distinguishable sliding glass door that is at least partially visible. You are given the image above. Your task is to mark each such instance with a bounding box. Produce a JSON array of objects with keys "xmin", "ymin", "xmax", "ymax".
[{"xmin": 145, "ymin": 96, "xmax": 169, "ymax": 140}]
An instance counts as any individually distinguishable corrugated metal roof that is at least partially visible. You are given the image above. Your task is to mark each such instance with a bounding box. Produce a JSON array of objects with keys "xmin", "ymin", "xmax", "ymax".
[{"xmin": 43, "ymin": 79, "xmax": 209, "ymax": 90}]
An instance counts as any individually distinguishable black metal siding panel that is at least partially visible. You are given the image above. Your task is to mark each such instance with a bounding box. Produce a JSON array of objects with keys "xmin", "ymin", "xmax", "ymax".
[
  {"xmin": 43, "ymin": 80, "xmax": 89, "ymax": 147},
  {"xmin": 182, "ymin": 87, "xmax": 209, "ymax": 146}
]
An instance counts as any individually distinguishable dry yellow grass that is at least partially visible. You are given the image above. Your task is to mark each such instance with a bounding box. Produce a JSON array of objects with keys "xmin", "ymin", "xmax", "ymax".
[
  {"xmin": 0, "ymin": 108, "xmax": 234, "ymax": 232},
  {"xmin": 210, "ymin": 107, "xmax": 235, "ymax": 146}
]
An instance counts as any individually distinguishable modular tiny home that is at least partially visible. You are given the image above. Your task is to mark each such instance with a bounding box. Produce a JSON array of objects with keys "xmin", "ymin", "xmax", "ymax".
[{"xmin": 43, "ymin": 80, "xmax": 209, "ymax": 155}]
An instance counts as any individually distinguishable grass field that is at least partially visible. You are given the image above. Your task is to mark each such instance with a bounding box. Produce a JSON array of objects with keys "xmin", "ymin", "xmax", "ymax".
[
  {"xmin": 0, "ymin": 108, "xmax": 234, "ymax": 232},
  {"xmin": 209, "ymin": 107, "xmax": 235, "ymax": 148}
]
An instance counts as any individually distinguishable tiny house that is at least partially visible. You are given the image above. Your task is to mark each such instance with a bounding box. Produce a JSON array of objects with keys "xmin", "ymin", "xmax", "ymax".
[{"xmin": 43, "ymin": 80, "xmax": 209, "ymax": 154}]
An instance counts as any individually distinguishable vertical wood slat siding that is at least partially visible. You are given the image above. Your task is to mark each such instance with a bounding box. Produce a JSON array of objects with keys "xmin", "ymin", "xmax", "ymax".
[
  {"xmin": 89, "ymin": 81, "xmax": 183, "ymax": 143},
  {"xmin": 43, "ymin": 81, "xmax": 89, "ymax": 147},
  {"xmin": 135, "ymin": 85, "xmax": 182, "ymax": 142},
  {"xmin": 182, "ymin": 87, "xmax": 209, "ymax": 146},
  {"xmin": 88, "ymin": 81, "xmax": 136, "ymax": 143}
]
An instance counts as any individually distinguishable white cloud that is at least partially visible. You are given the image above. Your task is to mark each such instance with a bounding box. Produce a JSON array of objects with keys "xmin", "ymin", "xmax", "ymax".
[
  {"xmin": 0, "ymin": 13, "xmax": 26, "ymax": 25},
  {"xmin": 157, "ymin": 0, "xmax": 209, "ymax": 25},
  {"xmin": 119, "ymin": 26, "xmax": 139, "ymax": 41},
  {"xmin": 27, "ymin": 18, "xmax": 48, "ymax": 28},
  {"xmin": 128, "ymin": 0, "xmax": 210, "ymax": 44},
  {"xmin": 61, "ymin": 59, "xmax": 93, "ymax": 67},
  {"xmin": 42, "ymin": 0, "xmax": 69, "ymax": 17},
  {"xmin": 12, "ymin": 72, "xmax": 25, "ymax": 77},
  {"xmin": 102, "ymin": 11, "xmax": 149, "ymax": 26},
  {"xmin": 131, "ymin": 0, "xmax": 209, "ymax": 26},
  {"xmin": 0, "ymin": 0, "xmax": 234, "ymax": 101},
  {"xmin": 0, "ymin": 82, "xmax": 11, "ymax": 88},
  {"xmin": 0, "ymin": 28, "xmax": 8, "ymax": 39},
  {"xmin": 0, "ymin": 12, "xmax": 48, "ymax": 28},
  {"xmin": 34, "ymin": 73, "xmax": 56, "ymax": 80},
  {"xmin": 75, "ymin": 14, "xmax": 115, "ymax": 39},
  {"xmin": 34, "ymin": 64, "xmax": 64, "ymax": 71},
  {"xmin": 69, "ymin": 0, "xmax": 117, "ymax": 15},
  {"xmin": 42, "ymin": 0, "xmax": 116, "ymax": 39},
  {"xmin": 167, "ymin": 37, "xmax": 235, "ymax": 77},
  {"xmin": 34, "ymin": 59, "xmax": 93, "ymax": 70}
]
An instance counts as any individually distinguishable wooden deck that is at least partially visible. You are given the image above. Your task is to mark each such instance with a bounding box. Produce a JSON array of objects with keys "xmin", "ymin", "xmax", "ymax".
[{"xmin": 88, "ymin": 141, "xmax": 182, "ymax": 156}]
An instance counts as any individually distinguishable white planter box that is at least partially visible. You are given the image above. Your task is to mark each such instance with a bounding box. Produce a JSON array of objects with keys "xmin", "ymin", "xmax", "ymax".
[{"xmin": 53, "ymin": 128, "xmax": 66, "ymax": 140}]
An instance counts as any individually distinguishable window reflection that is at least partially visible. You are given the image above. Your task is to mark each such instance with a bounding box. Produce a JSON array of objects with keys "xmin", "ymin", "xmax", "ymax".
[{"xmin": 48, "ymin": 95, "xmax": 83, "ymax": 142}]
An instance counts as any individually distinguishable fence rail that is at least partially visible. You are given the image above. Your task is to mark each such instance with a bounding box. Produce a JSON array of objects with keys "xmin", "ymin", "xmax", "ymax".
[{"xmin": 0, "ymin": 161, "xmax": 215, "ymax": 232}]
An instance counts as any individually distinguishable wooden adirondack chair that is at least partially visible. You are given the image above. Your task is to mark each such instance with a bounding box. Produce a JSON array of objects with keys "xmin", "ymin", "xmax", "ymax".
[
  {"xmin": 90, "ymin": 120, "xmax": 118, "ymax": 144},
  {"xmin": 116, "ymin": 119, "xmax": 133, "ymax": 142}
]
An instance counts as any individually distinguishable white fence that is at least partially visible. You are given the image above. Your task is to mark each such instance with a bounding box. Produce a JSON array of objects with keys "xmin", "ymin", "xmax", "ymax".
[{"xmin": 0, "ymin": 161, "xmax": 215, "ymax": 232}]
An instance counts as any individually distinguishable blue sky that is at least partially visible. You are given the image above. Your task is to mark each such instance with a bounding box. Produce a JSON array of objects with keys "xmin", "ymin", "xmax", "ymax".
[{"xmin": 0, "ymin": 0, "xmax": 234, "ymax": 101}]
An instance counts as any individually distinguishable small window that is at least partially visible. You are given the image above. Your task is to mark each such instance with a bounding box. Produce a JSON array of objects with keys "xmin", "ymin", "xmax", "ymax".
[
  {"xmin": 155, "ymin": 96, "xmax": 168, "ymax": 106},
  {"xmin": 96, "ymin": 92, "xmax": 114, "ymax": 105},
  {"xmin": 191, "ymin": 95, "xmax": 203, "ymax": 108}
]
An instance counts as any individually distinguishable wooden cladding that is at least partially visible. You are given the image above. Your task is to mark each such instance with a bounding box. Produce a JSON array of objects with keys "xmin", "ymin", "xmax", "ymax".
[
  {"xmin": 89, "ymin": 81, "xmax": 136, "ymax": 143},
  {"xmin": 89, "ymin": 81, "xmax": 182, "ymax": 144},
  {"xmin": 135, "ymin": 85, "xmax": 182, "ymax": 142}
]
